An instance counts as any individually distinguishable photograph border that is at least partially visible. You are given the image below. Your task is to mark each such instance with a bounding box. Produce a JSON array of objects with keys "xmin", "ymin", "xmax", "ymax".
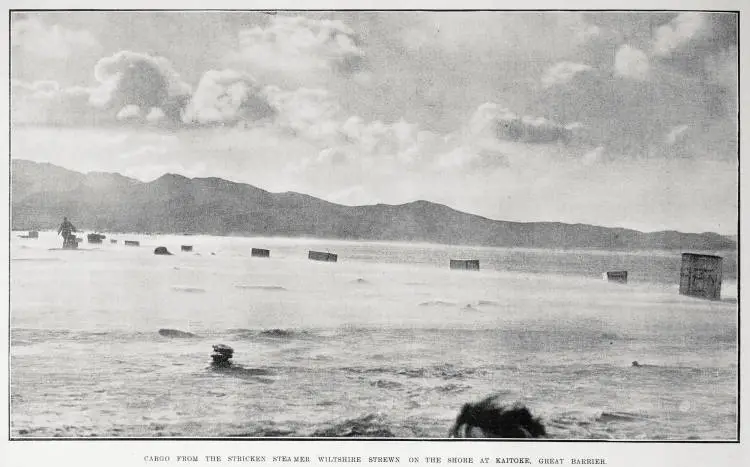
[{"xmin": 5, "ymin": 5, "xmax": 742, "ymax": 447}]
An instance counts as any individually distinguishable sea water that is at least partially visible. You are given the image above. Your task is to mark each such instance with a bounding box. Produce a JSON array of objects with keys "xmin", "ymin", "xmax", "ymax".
[{"xmin": 10, "ymin": 232, "xmax": 738, "ymax": 439}]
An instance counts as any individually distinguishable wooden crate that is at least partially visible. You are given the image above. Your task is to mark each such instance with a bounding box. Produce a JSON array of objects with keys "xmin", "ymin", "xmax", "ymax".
[{"xmin": 679, "ymin": 253, "xmax": 723, "ymax": 300}]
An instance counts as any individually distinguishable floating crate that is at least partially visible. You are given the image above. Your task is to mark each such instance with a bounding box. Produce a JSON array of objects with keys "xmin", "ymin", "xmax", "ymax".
[
  {"xmin": 181, "ymin": 245, "xmax": 193, "ymax": 252},
  {"xmin": 679, "ymin": 253, "xmax": 723, "ymax": 300},
  {"xmin": 87, "ymin": 233, "xmax": 105, "ymax": 244},
  {"xmin": 124, "ymin": 240, "xmax": 140, "ymax": 247},
  {"xmin": 450, "ymin": 259, "xmax": 480, "ymax": 271},
  {"xmin": 606, "ymin": 271, "xmax": 628, "ymax": 284},
  {"xmin": 251, "ymin": 248, "xmax": 270, "ymax": 258},
  {"xmin": 309, "ymin": 251, "xmax": 337, "ymax": 262}
]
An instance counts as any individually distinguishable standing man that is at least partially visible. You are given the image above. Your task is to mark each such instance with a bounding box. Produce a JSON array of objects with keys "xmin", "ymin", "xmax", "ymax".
[{"xmin": 57, "ymin": 216, "xmax": 77, "ymax": 248}]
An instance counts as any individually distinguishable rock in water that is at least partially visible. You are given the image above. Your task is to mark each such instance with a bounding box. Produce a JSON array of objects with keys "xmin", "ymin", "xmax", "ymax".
[
  {"xmin": 154, "ymin": 246, "xmax": 172, "ymax": 255},
  {"xmin": 158, "ymin": 329, "xmax": 196, "ymax": 338},
  {"xmin": 211, "ymin": 344, "xmax": 234, "ymax": 366},
  {"xmin": 450, "ymin": 396, "xmax": 546, "ymax": 438}
]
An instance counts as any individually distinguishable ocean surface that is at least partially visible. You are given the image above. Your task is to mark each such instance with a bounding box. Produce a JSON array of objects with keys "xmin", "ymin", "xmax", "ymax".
[{"xmin": 10, "ymin": 232, "xmax": 738, "ymax": 439}]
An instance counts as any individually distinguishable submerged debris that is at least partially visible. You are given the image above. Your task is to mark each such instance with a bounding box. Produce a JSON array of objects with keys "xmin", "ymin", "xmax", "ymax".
[
  {"xmin": 311, "ymin": 414, "xmax": 395, "ymax": 437},
  {"xmin": 158, "ymin": 329, "xmax": 197, "ymax": 338}
]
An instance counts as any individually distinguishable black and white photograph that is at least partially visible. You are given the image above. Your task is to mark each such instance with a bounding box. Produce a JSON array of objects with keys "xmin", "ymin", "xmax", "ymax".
[{"xmin": 3, "ymin": 1, "xmax": 744, "ymax": 462}]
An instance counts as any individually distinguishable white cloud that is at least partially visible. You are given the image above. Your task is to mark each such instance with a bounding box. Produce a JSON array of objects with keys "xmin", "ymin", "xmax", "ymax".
[
  {"xmin": 576, "ymin": 24, "xmax": 602, "ymax": 42},
  {"xmin": 182, "ymin": 69, "xmax": 274, "ymax": 125},
  {"xmin": 146, "ymin": 108, "xmax": 166, "ymax": 123},
  {"xmin": 90, "ymin": 51, "xmax": 192, "ymax": 120},
  {"xmin": 225, "ymin": 16, "xmax": 364, "ymax": 86},
  {"xmin": 469, "ymin": 103, "xmax": 576, "ymax": 144},
  {"xmin": 652, "ymin": 13, "xmax": 706, "ymax": 57},
  {"xmin": 614, "ymin": 45, "xmax": 649, "ymax": 80},
  {"xmin": 541, "ymin": 62, "xmax": 592, "ymax": 88},
  {"xmin": 266, "ymin": 86, "xmax": 342, "ymax": 140},
  {"xmin": 116, "ymin": 104, "xmax": 141, "ymax": 121},
  {"xmin": 436, "ymin": 147, "xmax": 482, "ymax": 169},
  {"xmin": 11, "ymin": 79, "xmax": 103, "ymax": 126},
  {"xmin": 316, "ymin": 147, "xmax": 354, "ymax": 166},
  {"xmin": 12, "ymin": 16, "xmax": 99, "ymax": 60},
  {"xmin": 665, "ymin": 124, "xmax": 689, "ymax": 145}
]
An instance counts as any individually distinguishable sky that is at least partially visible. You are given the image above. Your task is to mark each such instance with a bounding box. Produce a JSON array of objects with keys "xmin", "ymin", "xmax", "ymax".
[{"xmin": 10, "ymin": 10, "xmax": 738, "ymax": 234}]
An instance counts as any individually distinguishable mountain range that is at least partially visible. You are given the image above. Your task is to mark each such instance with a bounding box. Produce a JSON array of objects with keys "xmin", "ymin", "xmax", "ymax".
[{"xmin": 10, "ymin": 159, "xmax": 736, "ymax": 251}]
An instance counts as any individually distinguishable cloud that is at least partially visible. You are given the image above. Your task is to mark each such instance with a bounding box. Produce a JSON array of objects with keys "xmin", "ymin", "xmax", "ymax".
[
  {"xmin": 420, "ymin": 103, "xmax": 591, "ymax": 173},
  {"xmin": 225, "ymin": 15, "xmax": 364, "ymax": 87},
  {"xmin": 265, "ymin": 87, "xmax": 342, "ymax": 139},
  {"xmin": 182, "ymin": 70, "xmax": 275, "ymax": 125},
  {"xmin": 146, "ymin": 108, "xmax": 166, "ymax": 123},
  {"xmin": 470, "ymin": 103, "xmax": 577, "ymax": 144},
  {"xmin": 665, "ymin": 124, "xmax": 689, "ymax": 145},
  {"xmin": 12, "ymin": 15, "xmax": 100, "ymax": 60},
  {"xmin": 116, "ymin": 104, "xmax": 142, "ymax": 121},
  {"xmin": 339, "ymin": 117, "xmax": 424, "ymax": 163},
  {"xmin": 263, "ymin": 85, "xmax": 441, "ymax": 170},
  {"xmin": 435, "ymin": 146, "xmax": 508, "ymax": 171},
  {"xmin": 614, "ymin": 45, "xmax": 649, "ymax": 80},
  {"xmin": 706, "ymin": 46, "xmax": 738, "ymax": 89},
  {"xmin": 541, "ymin": 62, "xmax": 592, "ymax": 88},
  {"xmin": 11, "ymin": 80, "xmax": 105, "ymax": 126},
  {"xmin": 652, "ymin": 13, "xmax": 706, "ymax": 57},
  {"xmin": 91, "ymin": 51, "xmax": 192, "ymax": 122}
]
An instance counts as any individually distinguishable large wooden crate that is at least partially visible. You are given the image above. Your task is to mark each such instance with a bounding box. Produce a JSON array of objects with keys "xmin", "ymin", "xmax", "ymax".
[
  {"xmin": 679, "ymin": 253, "xmax": 723, "ymax": 300},
  {"xmin": 309, "ymin": 251, "xmax": 337, "ymax": 262},
  {"xmin": 450, "ymin": 259, "xmax": 480, "ymax": 271}
]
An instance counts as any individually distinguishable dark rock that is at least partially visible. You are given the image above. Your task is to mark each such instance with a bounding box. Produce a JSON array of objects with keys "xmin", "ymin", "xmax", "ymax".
[
  {"xmin": 450, "ymin": 396, "xmax": 546, "ymax": 438},
  {"xmin": 211, "ymin": 344, "xmax": 234, "ymax": 365},
  {"xmin": 154, "ymin": 246, "xmax": 172, "ymax": 255},
  {"xmin": 212, "ymin": 344, "xmax": 234, "ymax": 355},
  {"xmin": 211, "ymin": 356, "xmax": 232, "ymax": 366}
]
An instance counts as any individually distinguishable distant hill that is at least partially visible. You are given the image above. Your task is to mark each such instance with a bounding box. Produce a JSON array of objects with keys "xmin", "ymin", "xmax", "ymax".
[{"xmin": 10, "ymin": 159, "xmax": 736, "ymax": 251}]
